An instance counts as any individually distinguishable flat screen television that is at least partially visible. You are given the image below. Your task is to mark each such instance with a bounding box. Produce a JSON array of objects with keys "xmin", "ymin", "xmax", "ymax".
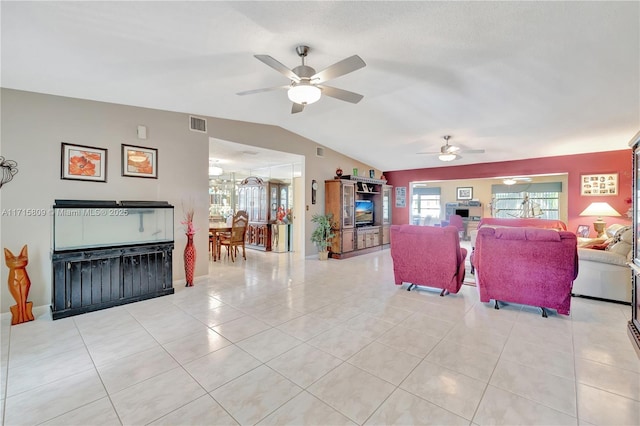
[
  {"xmin": 355, "ymin": 200, "xmax": 374, "ymax": 225},
  {"xmin": 455, "ymin": 208, "xmax": 469, "ymax": 218}
]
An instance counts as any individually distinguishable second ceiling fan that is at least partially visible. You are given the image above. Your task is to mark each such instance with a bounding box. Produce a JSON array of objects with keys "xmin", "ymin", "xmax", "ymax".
[
  {"xmin": 237, "ymin": 45, "xmax": 366, "ymax": 114},
  {"xmin": 417, "ymin": 135, "xmax": 486, "ymax": 162}
]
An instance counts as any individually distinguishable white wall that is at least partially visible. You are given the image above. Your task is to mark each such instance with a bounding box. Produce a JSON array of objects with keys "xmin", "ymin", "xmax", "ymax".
[
  {"xmin": 0, "ymin": 89, "xmax": 209, "ymax": 312},
  {"xmin": 0, "ymin": 89, "xmax": 380, "ymax": 313}
]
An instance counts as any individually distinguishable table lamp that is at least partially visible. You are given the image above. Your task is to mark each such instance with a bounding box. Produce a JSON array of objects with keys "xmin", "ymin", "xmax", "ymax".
[{"xmin": 579, "ymin": 202, "xmax": 621, "ymax": 237}]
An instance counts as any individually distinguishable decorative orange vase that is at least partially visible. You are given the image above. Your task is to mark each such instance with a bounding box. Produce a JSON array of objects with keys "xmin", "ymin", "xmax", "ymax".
[{"xmin": 184, "ymin": 234, "xmax": 195, "ymax": 287}]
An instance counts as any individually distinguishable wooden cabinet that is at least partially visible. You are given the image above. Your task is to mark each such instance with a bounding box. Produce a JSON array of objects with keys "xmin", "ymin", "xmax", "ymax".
[
  {"xmin": 52, "ymin": 243, "xmax": 173, "ymax": 320},
  {"xmin": 382, "ymin": 226, "xmax": 390, "ymax": 245},
  {"xmin": 325, "ymin": 179, "xmax": 355, "ymax": 255},
  {"xmin": 382, "ymin": 185, "xmax": 392, "ymax": 246},
  {"xmin": 238, "ymin": 177, "xmax": 290, "ymax": 251},
  {"xmin": 357, "ymin": 226, "xmax": 381, "ymax": 249},
  {"xmin": 325, "ymin": 177, "xmax": 391, "ymax": 259},
  {"xmin": 50, "ymin": 200, "xmax": 175, "ymax": 320}
]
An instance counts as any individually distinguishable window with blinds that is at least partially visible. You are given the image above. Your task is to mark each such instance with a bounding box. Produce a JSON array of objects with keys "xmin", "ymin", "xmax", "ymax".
[
  {"xmin": 410, "ymin": 184, "xmax": 441, "ymax": 225},
  {"xmin": 491, "ymin": 182, "xmax": 562, "ymax": 219}
]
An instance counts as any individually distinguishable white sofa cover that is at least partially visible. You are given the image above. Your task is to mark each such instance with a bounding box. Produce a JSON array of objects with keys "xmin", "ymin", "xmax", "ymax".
[{"xmin": 572, "ymin": 225, "xmax": 632, "ymax": 303}]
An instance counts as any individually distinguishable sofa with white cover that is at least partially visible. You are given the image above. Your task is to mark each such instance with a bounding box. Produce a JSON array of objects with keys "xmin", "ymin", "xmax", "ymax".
[{"xmin": 572, "ymin": 224, "xmax": 632, "ymax": 303}]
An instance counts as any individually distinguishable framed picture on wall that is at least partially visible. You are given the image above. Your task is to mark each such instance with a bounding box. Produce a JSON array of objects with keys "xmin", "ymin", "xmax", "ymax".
[
  {"xmin": 580, "ymin": 173, "xmax": 617, "ymax": 196},
  {"xmin": 395, "ymin": 186, "xmax": 406, "ymax": 207},
  {"xmin": 61, "ymin": 142, "xmax": 107, "ymax": 182},
  {"xmin": 456, "ymin": 187, "xmax": 473, "ymax": 200},
  {"xmin": 122, "ymin": 144, "xmax": 158, "ymax": 178}
]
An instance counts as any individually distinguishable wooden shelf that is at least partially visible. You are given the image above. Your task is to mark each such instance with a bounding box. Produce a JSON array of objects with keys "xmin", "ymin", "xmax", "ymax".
[{"xmin": 338, "ymin": 175, "xmax": 387, "ymax": 185}]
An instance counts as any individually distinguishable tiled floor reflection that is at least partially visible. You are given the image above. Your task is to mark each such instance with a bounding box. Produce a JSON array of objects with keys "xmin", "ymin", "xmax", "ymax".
[{"xmin": 1, "ymin": 249, "xmax": 638, "ymax": 425}]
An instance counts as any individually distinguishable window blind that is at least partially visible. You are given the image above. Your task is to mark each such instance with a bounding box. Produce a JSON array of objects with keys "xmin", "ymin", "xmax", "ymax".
[{"xmin": 491, "ymin": 182, "xmax": 562, "ymax": 194}]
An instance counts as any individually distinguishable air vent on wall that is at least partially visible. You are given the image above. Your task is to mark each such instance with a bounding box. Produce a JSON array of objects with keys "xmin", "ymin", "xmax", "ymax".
[
  {"xmin": 316, "ymin": 147, "xmax": 324, "ymax": 157},
  {"xmin": 189, "ymin": 116, "xmax": 207, "ymax": 133}
]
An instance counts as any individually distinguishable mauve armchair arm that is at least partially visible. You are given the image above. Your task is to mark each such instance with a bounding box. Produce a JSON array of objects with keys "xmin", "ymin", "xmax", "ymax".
[{"xmin": 457, "ymin": 247, "xmax": 468, "ymax": 286}]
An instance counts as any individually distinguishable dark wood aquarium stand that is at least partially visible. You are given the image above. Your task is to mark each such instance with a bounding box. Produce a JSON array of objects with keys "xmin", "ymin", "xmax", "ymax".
[{"xmin": 50, "ymin": 200, "xmax": 175, "ymax": 319}]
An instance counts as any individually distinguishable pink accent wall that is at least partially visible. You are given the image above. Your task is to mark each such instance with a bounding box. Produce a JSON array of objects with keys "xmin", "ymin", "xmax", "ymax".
[{"xmin": 384, "ymin": 149, "xmax": 631, "ymax": 235}]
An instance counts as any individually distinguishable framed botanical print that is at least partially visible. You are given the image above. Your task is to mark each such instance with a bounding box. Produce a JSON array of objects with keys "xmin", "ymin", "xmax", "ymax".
[
  {"xmin": 61, "ymin": 142, "xmax": 107, "ymax": 182},
  {"xmin": 122, "ymin": 144, "xmax": 158, "ymax": 178}
]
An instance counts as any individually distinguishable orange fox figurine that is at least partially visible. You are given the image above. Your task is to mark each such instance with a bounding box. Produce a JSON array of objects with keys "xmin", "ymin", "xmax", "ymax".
[{"xmin": 4, "ymin": 245, "xmax": 34, "ymax": 325}]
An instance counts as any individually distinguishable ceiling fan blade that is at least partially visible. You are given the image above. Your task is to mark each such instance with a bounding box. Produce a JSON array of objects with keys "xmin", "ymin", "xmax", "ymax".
[
  {"xmin": 318, "ymin": 85, "xmax": 364, "ymax": 104},
  {"xmin": 254, "ymin": 55, "xmax": 300, "ymax": 82},
  {"xmin": 312, "ymin": 55, "xmax": 366, "ymax": 84},
  {"xmin": 460, "ymin": 149, "xmax": 485, "ymax": 154},
  {"xmin": 416, "ymin": 151, "xmax": 440, "ymax": 155},
  {"xmin": 236, "ymin": 85, "xmax": 289, "ymax": 96},
  {"xmin": 291, "ymin": 103, "xmax": 305, "ymax": 114}
]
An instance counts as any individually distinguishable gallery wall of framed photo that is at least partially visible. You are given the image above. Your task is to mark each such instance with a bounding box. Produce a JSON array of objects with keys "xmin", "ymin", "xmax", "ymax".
[{"xmin": 580, "ymin": 173, "xmax": 618, "ymax": 196}]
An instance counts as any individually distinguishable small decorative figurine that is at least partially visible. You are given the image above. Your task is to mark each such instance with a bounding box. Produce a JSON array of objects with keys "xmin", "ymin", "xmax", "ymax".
[
  {"xmin": 336, "ymin": 167, "xmax": 343, "ymax": 177},
  {"xmin": 4, "ymin": 245, "xmax": 34, "ymax": 325}
]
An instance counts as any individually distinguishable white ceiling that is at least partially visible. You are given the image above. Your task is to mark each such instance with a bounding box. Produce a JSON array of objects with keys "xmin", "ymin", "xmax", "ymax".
[
  {"xmin": 2, "ymin": 1, "xmax": 638, "ymax": 171},
  {"xmin": 208, "ymin": 138, "xmax": 302, "ymax": 180}
]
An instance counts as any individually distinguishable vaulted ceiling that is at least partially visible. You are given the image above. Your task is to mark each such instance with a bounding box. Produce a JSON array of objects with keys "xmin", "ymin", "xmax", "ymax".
[{"xmin": 2, "ymin": 1, "xmax": 638, "ymax": 171}]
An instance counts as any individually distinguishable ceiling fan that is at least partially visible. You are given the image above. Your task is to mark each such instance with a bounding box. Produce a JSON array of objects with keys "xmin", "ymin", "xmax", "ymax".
[
  {"xmin": 236, "ymin": 45, "xmax": 366, "ymax": 114},
  {"xmin": 417, "ymin": 135, "xmax": 485, "ymax": 162}
]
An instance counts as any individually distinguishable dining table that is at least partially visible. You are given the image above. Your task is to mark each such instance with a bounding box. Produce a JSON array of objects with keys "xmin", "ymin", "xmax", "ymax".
[{"xmin": 209, "ymin": 221, "xmax": 232, "ymax": 261}]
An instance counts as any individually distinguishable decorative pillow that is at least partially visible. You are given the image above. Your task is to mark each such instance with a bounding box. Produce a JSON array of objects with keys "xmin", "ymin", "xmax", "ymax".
[
  {"xmin": 619, "ymin": 228, "xmax": 632, "ymax": 244},
  {"xmin": 578, "ymin": 237, "xmax": 607, "ymax": 248},
  {"xmin": 605, "ymin": 224, "xmax": 626, "ymax": 239},
  {"xmin": 605, "ymin": 226, "xmax": 632, "ymax": 257},
  {"xmin": 583, "ymin": 242, "xmax": 609, "ymax": 250},
  {"xmin": 607, "ymin": 241, "xmax": 630, "ymax": 255}
]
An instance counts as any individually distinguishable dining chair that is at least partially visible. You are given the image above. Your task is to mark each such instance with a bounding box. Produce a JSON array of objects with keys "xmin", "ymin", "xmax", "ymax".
[
  {"xmin": 219, "ymin": 210, "xmax": 248, "ymax": 261},
  {"xmin": 208, "ymin": 232, "xmax": 216, "ymax": 257}
]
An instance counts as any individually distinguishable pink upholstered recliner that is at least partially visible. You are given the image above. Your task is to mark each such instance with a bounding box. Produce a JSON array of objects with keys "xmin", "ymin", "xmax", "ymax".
[
  {"xmin": 448, "ymin": 214, "xmax": 465, "ymax": 239},
  {"xmin": 390, "ymin": 225, "xmax": 467, "ymax": 295},
  {"xmin": 469, "ymin": 218, "xmax": 568, "ymax": 274},
  {"xmin": 472, "ymin": 227, "xmax": 578, "ymax": 316}
]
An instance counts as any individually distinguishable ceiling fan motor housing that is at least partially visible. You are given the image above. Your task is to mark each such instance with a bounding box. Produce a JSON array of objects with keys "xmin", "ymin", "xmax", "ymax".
[{"xmin": 292, "ymin": 65, "xmax": 316, "ymax": 79}]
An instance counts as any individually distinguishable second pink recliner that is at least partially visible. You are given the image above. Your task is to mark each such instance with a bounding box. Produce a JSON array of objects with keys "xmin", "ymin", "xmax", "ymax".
[
  {"xmin": 390, "ymin": 225, "xmax": 467, "ymax": 295},
  {"xmin": 472, "ymin": 226, "xmax": 578, "ymax": 316}
]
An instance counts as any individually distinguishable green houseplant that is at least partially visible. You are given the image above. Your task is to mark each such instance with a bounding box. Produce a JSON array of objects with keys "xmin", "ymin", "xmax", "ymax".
[{"xmin": 311, "ymin": 213, "xmax": 335, "ymax": 260}]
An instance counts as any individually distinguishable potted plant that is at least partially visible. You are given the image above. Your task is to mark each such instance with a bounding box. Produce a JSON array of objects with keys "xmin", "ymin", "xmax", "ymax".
[{"xmin": 311, "ymin": 213, "xmax": 335, "ymax": 260}]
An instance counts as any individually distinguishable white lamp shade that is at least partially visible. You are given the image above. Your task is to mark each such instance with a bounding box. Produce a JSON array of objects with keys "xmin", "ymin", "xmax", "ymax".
[
  {"xmin": 438, "ymin": 153, "xmax": 457, "ymax": 162},
  {"xmin": 288, "ymin": 83, "xmax": 321, "ymax": 105},
  {"xmin": 579, "ymin": 202, "xmax": 621, "ymax": 219}
]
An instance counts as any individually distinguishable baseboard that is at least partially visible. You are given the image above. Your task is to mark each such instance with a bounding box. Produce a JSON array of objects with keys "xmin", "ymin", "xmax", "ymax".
[{"xmin": 571, "ymin": 293, "xmax": 631, "ymax": 306}]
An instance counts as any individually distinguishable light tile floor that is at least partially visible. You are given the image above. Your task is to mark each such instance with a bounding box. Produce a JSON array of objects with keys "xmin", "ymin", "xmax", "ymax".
[{"xmin": 1, "ymin": 249, "xmax": 639, "ymax": 425}]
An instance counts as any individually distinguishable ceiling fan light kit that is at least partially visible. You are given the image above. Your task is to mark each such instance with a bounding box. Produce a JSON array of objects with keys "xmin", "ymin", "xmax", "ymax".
[
  {"xmin": 238, "ymin": 45, "xmax": 365, "ymax": 113},
  {"xmin": 438, "ymin": 153, "xmax": 457, "ymax": 162},
  {"xmin": 288, "ymin": 83, "xmax": 321, "ymax": 105}
]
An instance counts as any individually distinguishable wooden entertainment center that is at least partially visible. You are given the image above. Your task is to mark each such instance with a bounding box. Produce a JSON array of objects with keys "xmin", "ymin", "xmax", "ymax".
[{"xmin": 325, "ymin": 176, "xmax": 392, "ymax": 259}]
